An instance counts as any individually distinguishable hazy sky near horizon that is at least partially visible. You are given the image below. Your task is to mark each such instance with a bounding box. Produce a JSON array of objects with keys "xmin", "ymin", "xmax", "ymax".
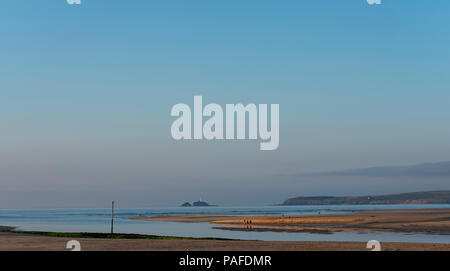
[{"xmin": 1, "ymin": 1, "xmax": 450, "ymax": 208}]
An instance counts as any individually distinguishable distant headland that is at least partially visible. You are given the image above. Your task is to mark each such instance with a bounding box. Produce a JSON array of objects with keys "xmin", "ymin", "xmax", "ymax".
[{"xmin": 281, "ymin": 191, "xmax": 450, "ymax": 205}]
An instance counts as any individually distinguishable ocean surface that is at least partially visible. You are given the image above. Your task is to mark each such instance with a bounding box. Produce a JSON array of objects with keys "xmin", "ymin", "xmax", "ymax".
[{"xmin": 1, "ymin": 204, "xmax": 450, "ymax": 243}]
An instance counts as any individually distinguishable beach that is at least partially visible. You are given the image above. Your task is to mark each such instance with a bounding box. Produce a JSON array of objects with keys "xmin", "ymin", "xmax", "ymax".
[
  {"xmin": 1, "ymin": 231, "xmax": 449, "ymax": 251},
  {"xmin": 1, "ymin": 208, "xmax": 449, "ymax": 251},
  {"xmin": 133, "ymin": 209, "xmax": 450, "ymax": 235}
]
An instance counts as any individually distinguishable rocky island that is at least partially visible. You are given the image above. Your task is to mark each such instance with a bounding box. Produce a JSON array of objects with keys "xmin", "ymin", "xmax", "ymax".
[{"xmin": 180, "ymin": 200, "xmax": 216, "ymax": 207}]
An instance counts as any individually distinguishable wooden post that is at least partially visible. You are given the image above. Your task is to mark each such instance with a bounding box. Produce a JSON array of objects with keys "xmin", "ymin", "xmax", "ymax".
[{"xmin": 111, "ymin": 200, "xmax": 114, "ymax": 234}]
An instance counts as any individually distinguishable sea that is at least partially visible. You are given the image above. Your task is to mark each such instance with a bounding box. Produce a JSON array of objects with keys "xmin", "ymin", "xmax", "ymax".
[{"xmin": 1, "ymin": 204, "xmax": 450, "ymax": 243}]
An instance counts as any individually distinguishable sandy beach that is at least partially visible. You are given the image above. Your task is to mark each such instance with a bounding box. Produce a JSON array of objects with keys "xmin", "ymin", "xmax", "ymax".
[
  {"xmin": 1, "ymin": 231, "xmax": 449, "ymax": 251},
  {"xmin": 1, "ymin": 208, "xmax": 450, "ymax": 251},
  {"xmin": 133, "ymin": 209, "xmax": 450, "ymax": 235}
]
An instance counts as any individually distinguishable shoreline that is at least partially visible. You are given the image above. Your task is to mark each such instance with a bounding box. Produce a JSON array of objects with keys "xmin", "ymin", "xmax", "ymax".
[
  {"xmin": 0, "ymin": 231, "xmax": 449, "ymax": 251},
  {"xmin": 132, "ymin": 208, "xmax": 450, "ymax": 235},
  {"xmin": 2, "ymin": 208, "xmax": 450, "ymax": 250}
]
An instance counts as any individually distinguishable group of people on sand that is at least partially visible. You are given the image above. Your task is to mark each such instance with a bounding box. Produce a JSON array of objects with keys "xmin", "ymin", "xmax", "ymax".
[{"xmin": 243, "ymin": 219, "xmax": 253, "ymax": 229}]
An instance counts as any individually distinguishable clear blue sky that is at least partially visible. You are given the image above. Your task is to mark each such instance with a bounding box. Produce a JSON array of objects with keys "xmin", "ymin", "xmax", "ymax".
[{"xmin": 1, "ymin": 0, "xmax": 450, "ymax": 208}]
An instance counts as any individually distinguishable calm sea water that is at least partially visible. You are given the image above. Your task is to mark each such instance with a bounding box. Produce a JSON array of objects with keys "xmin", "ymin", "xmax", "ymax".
[{"xmin": 1, "ymin": 204, "xmax": 450, "ymax": 243}]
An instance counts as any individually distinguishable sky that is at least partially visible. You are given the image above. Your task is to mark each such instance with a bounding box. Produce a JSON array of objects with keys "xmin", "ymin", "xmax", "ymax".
[{"xmin": 1, "ymin": 0, "xmax": 450, "ymax": 208}]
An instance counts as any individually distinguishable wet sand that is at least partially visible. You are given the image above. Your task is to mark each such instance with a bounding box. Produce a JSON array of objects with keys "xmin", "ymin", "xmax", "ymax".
[
  {"xmin": 133, "ymin": 209, "xmax": 450, "ymax": 234},
  {"xmin": 2, "ymin": 209, "xmax": 450, "ymax": 251},
  {"xmin": 1, "ymin": 231, "xmax": 449, "ymax": 251}
]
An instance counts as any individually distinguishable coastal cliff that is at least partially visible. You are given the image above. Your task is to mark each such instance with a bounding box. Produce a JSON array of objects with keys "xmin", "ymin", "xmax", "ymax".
[{"xmin": 282, "ymin": 191, "xmax": 450, "ymax": 205}]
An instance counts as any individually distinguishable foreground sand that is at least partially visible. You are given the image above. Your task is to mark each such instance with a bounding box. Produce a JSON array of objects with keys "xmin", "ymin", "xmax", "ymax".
[
  {"xmin": 2, "ymin": 208, "xmax": 449, "ymax": 251},
  {"xmin": 133, "ymin": 209, "xmax": 450, "ymax": 234},
  {"xmin": 1, "ymin": 232, "xmax": 449, "ymax": 251}
]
